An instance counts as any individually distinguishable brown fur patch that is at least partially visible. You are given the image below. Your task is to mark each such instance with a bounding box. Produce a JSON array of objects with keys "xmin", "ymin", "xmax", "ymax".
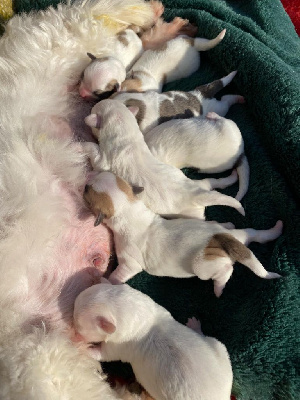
[
  {"xmin": 195, "ymin": 79, "xmax": 224, "ymax": 99},
  {"xmin": 116, "ymin": 176, "xmax": 136, "ymax": 202},
  {"xmin": 204, "ymin": 233, "xmax": 251, "ymax": 262},
  {"xmin": 154, "ymin": 42, "xmax": 168, "ymax": 52},
  {"xmin": 117, "ymin": 31, "xmax": 129, "ymax": 47},
  {"xmin": 121, "ymin": 78, "xmax": 143, "ymax": 92},
  {"xmin": 105, "ymin": 79, "xmax": 118, "ymax": 92},
  {"xmin": 158, "ymin": 92, "xmax": 202, "ymax": 124},
  {"xmin": 183, "ymin": 37, "xmax": 195, "ymax": 46},
  {"xmin": 84, "ymin": 187, "xmax": 114, "ymax": 218},
  {"xmin": 124, "ymin": 98, "xmax": 146, "ymax": 125}
]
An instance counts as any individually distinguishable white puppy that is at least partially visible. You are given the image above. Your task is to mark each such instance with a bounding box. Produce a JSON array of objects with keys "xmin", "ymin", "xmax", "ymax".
[
  {"xmin": 144, "ymin": 112, "xmax": 250, "ymax": 201},
  {"xmin": 79, "ymin": 29, "xmax": 144, "ymax": 99},
  {"xmin": 113, "ymin": 70, "xmax": 244, "ymax": 133},
  {"xmin": 73, "ymin": 280, "xmax": 233, "ymax": 400},
  {"xmin": 84, "ymin": 99, "xmax": 244, "ymax": 220},
  {"xmin": 84, "ymin": 172, "xmax": 282, "ymax": 296},
  {"xmin": 120, "ymin": 30, "xmax": 226, "ymax": 92}
]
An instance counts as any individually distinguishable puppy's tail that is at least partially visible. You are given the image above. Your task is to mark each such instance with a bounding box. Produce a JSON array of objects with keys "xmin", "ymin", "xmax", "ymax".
[
  {"xmin": 235, "ymin": 153, "xmax": 250, "ymax": 201},
  {"xmin": 192, "ymin": 29, "xmax": 226, "ymax": 51},
  {"xmin": 194, "ymin": 70, "xmax": 237, "ymax": 98},
  {"xmin": 212, "ymin": 233, "xmax": 281, "ymax": 279},
  {"xmin": 193, "ymin": 190, "xmax": 245, "ymax": 215}
]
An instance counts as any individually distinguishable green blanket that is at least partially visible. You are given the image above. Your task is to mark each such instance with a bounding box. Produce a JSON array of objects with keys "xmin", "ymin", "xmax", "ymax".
[{"xmin": 11, "ymin": 1, "xmax": 300, "ymax": 399}]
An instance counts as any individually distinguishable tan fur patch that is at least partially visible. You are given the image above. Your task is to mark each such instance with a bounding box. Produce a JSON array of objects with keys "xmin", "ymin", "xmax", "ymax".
[
  {"xmin": 154, "ymin": 42, "xmax": 168, "ymax": 52},
  {"xmin": 184, "ymin": 37, "xmax": 194, "ymax": 46},
  {"xmin": 204, "ymin": 233, "xmax": 251, "ymax": 262},
  {"xmin": 116, "ymin": 176, "xmax": 136, "ymax": 202},
  {"xmin": 84, "ymin": 187, "xmax": 114, "ymax": 218},
  {"xmin": 105, "ymin": 79, "xmax": 118, "ymax": 92},
  {"xmin": 117, "ymin": 31, "xmax": 129, "ymax": 47},
  {"xmin": 121, "ymin": 78, "xmax": 143, "ymax": 92}
]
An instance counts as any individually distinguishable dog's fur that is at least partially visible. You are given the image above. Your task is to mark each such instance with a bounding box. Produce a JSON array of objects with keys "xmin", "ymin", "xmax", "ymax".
[
  {"xmin": 0, "ymin": 1, "xmax": 164, "ymax": 399},
  {"xmin": 84, "ymin": 99, "xmax": 245, "ymax": 220},
  {"xmin": 84, "ymin": 172, "xmax": 282, "ymax": 295},
  {"xmin": 113, "ymin": 70, "xmax": 244, "ymax": 133},
  {"xmin": 144, "ymin": 112, "xmax": 250, "ymax": 201},
  {"xmin": 73, "ymin": 280, "xmax": 233, "ymax": 400},
  {"xmin": 120, "ymin": 29, "xmax": 226, "ymax": 92},
  {"xmin": 79, "ymin": 29, "xmax": 144, "ymax": 99}
]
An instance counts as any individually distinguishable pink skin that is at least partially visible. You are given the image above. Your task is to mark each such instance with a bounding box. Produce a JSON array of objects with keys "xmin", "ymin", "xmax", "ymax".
[
  {"xmin": 18, "ymin": 117, "xmax": 112, "ymax": 337},
  {"xmin": 22, "ymin": 189, "xmax": 112, "ymax": 336}
]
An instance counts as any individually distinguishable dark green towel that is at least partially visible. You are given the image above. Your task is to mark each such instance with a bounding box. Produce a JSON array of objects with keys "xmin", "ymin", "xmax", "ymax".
[{"xmin": 11, "ymin": 1, "xmax": 300, "ymax": 399}]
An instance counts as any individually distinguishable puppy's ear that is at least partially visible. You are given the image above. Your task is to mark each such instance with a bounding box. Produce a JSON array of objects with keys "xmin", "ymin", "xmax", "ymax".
[
  {"xmin": 96, "ymin": 316, "xmax": 116, "ymax": 334},
  {"xmin": 85, "ymin": 114, "xmax": 102, "ymax": 129},
  {"xmin": 87, "ymin": 52, "xmax": 97, "ymax": 60},
  {"xmin": 131, "ymin": 185, "xmax": 144, "ymax": 195},
  {"xmin": 127, "ymin": 106, "xmax": 139, "ymax": 117},
  {"xmin": 94, "ymin": 211, "xmax": 107, "ymax": 226}
]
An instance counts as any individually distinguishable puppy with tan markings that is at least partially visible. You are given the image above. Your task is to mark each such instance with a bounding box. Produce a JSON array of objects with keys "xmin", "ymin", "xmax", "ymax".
[
  {"xmin": 144, "ymin": 112, "xmax": 250, "ymax": 201},
  {"xmin": 73, "ymin": 280, "xmax": 233, "ymax": 400},
  {"xmin": 114, "ymin": 70, "xmax": 244, "ymax": 133},
  {"xmin": 83, "ymin": 99, "xmax": 245, "ymax": 220},
  {"xmin": 84, "ymin": 171, "xmax": 282, "ymax": 295},
  {"xmin": 79, "ymin": 29, "xmax": 144, "ymax": 99},
  {"xmin": 121, "ymin": 29, "xmax": 226, "ymax": 92}
]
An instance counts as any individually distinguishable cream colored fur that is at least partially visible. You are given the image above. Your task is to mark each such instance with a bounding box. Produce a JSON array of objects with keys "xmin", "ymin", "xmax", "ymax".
[{"xmin": 0, "ymin": 0, "xmax": 158, "ymax": 399}]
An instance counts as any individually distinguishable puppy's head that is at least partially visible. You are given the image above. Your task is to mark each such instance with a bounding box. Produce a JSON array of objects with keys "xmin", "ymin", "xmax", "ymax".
[
  {"xmin": 73, "ymin": 281, "xmax": 117, "ymax": 343},
  {"xmin": 84, "ymin": 99, "xmax": 140, "ymax": 139},
  {"xmin": 84, "ymin": 171, "xmax": 144, "ymax": 226},
  {"xmin": 79, "ymin": 55, "xmax": 125, "ymax": 100}
]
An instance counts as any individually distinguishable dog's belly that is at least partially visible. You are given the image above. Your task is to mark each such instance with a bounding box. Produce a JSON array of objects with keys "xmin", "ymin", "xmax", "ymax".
[{"xmin": 21, "ymin": 188, "xmax": 112, "ymax": 336}]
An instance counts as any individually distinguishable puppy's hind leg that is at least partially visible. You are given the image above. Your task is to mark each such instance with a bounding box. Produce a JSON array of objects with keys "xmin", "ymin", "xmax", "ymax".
[
  {"xmin": 206, "ymin": 95, "xmax": 245, "ymax": 117},
  {"xmin": 229, "ymin": 220, "xmax": 283, "ymax": 246},
  {"xmin": 213, "ymin": 264, "xmax": 234, "ymax": 297},
  {"xmin": 186, "ymin": 317, "xmax": 203, "ymax": 335},
  {"xmin": 196, "ymin": 170, "xmax": 238, "ymax": 190}
]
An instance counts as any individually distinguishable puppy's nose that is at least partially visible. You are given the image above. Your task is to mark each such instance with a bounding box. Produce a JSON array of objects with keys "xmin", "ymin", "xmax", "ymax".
[{"xmin": 84, "ymin": 184, "xmax": 89, "ymax": 193}]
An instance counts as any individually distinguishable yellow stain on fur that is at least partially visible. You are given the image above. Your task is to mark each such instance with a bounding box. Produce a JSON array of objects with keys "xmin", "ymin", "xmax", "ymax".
[
  {"xmin": 0, "ymin": 0, "xmax": 13, "ymax": 20},
  {"xmin": 93, "ymin": 5, "xmax": 148, "ymax": 32}
]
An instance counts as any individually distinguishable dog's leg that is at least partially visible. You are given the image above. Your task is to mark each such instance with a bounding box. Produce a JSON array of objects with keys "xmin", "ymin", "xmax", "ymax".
[
  {"xmin": 205, "ymin": 95, "xmax": 245, "ymax": 117},
  {"xmin": 81, "ymin": 142, "xmax": 106, "ymax": 171},
  {"xmin": 186, "ymin": 317, "xmax": 203, "ymax": 335},
  {"xmin": 229, "ymin": 220, "xmax": 283, "ymax": 246},
  {"xmin": 109, "ymin": 263, "xmax": 141, "ymax": 284},
  {"xmin": 196, "ymin": 170, "xmax": 237, "ymax": 190},
  {"xmin": 213, "ymin": 264, "xmax": 234, "ymax": 297}
]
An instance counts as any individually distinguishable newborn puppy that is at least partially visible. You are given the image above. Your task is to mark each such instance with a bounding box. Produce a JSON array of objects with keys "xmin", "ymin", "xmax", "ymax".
[
  {"xmin": 84, "ymin": 171, "xmax": 282, "ymax": 295},
  {"xmin": 73, "ymin": 280, "xmax": 233, "ymax": 400},
  {"xmin": 144, "ymin": 112, "xmax": 250, "ymax": 201},
  {"xmin": 79, "ymin": 28, "xmax": 143, "ymax": 99},
  {"xmin": 121, "ymin": 30, "xmax": 226, "ymax": 92},
  {"xmin": 83, "ymin": 99, "xmax": 244, "ymax": 220},
  {"xmin": 113, "ymin": 70, "xmax": 244, "ymax": 133}
]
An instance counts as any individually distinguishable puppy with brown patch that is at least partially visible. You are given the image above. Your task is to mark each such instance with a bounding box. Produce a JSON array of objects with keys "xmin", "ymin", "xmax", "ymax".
[
  {"xmin": 143, "ymin": 112, "xmax": 250, "ymax": 201},
  {"xmin": 84, "ymin": 171, "xmax": 282, "ymax": 296},
  {"xmin": 114, "ymin": 70, "xmax": 244, "ymax": 133},
  {"xmin": 73, "ymin": 280, "xmax": 233, "ymax": 400},
  {"xmin": 83, "ymin": 99, "xmax": 245, "ymax": 220},
  {"xmin": 79, "ymin": 28, "xmax": 144, "ymax": 99},
  {"xmin": 120, "ymin": 29, "xmax": 226, "ymax": 92}
]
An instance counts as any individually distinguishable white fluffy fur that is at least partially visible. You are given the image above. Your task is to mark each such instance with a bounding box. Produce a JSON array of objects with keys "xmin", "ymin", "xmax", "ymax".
[
  {"xmin": 85, "ymin": 172, "xmax": 282, "ymax": 296},
  {"xmin": 121, "ymin": 29, "xmax": 226, "ymax": 92},
  {"xmin": 73, "ymin": 281, "xmax": 233, "ymax": 400},
  {"xmin": 144, "ymin": 112, "xmax": 250, "ymax": 201},
  {"xmin": 0, "ymin": 1, "xmax": 159, "ymax": 399},
  {"xmin": 84, "ymin": 99, "xmax": 245, "ymax": 219}
]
